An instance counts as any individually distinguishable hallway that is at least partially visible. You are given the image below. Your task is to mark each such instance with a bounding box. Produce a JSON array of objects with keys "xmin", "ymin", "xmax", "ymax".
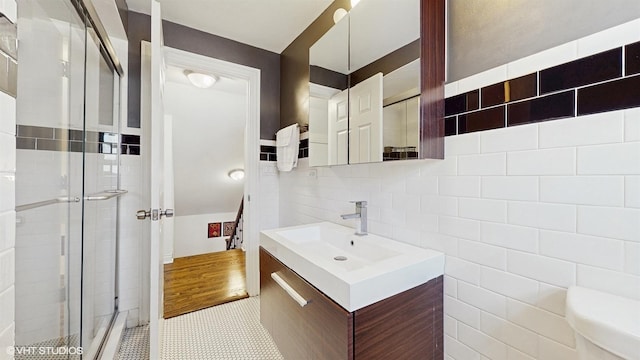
[{"xmin": 164, "ymin": 249, "xmax": 249, "ymax": 318}]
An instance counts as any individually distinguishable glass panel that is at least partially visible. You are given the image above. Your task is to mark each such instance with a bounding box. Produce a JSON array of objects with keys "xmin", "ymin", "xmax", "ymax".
[
  {"xmin": 16, "ymin": 1, "xmax": 121, "ymax": 357},
  {"xmin": 15, "ymin": 0, "xmax": 85, "ymax": 354},
  {"xmin": 81, "ymin": 27, "xmax": 118, "ymax": 356}
]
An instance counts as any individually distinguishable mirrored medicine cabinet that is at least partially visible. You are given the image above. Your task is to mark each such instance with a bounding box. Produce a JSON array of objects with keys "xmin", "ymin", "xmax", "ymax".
[{"xmin": 308, "ymin": 0, "xmax": 444, "ymax": 166}]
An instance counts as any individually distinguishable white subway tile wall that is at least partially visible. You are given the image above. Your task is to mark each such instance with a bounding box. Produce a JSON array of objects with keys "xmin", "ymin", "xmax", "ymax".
[
  {"xmin": 625, "ymin": 108, "xmax": 640, "ymax": 142},
  {"xmin": 458, "ymin": 153, "xmax": 506, "ymax": 176},
  {"xmin": 259, "ymin": 161, "xmax": 280, "ymax": 231},
  {"xmin": 479, "ymin": 124, "xmax": 538, "ymax": 154},
  {"xmin": 0, "ymin": 40, "xmax": 16, "ymax": 359},
  {"xmin": 506, "ymin": 41, "xmax": 577, "ymax": 80},
  {"xmin": 445, "ymin": 132, "xmax": 481, "ymax": 156},
  {"xmin": 538, "ymin": 111, "xmax": 625, "ymax": 149},
  {"xmin": 118, "ymin": 154, "xmax": 144, "ymax": 328},
  {"xmin": 576, "ymin": 19, "xmax": 640, "ymax": 58},
  {"xmin": 278, "ymin": 20, "xmax": 640, "ymax": 360}
]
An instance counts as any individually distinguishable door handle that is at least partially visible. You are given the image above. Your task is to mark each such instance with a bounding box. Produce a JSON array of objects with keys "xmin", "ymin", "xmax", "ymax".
[
  {"xmin": 137, "ymin": 208, "xmax": 174, "ymax": 220},
  {"xmin": 136, "ymin": 209, "xmax": 151, "ymax": 220}
]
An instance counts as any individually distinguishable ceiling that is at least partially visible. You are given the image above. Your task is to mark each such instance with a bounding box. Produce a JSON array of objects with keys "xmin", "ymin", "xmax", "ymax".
[{"xmin": 126, "ymin": 0, "xmax": 333, "ymax": 53}]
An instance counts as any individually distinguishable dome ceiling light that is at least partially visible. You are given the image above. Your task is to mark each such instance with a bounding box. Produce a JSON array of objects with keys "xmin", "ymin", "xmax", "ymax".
[{"xmin": 184, "ymin": 70, "xmax": 218, "ymax": 88}]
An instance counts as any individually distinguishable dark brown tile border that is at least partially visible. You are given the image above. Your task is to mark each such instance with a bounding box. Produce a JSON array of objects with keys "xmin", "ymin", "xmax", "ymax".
[
  {"xmin": 625, "ymin": 41, "xmax": 640, "ymax": 76},
  {"xmin": 444, "ymin": 116, "xmax": 456, "ymax": 136},
  {"xmin": 481, "ymin": 73, "xmax": 537, "ymax": 108},
  {"xmin": 444, "ymin": 41, "xmax": 640, "ymax": 137},
  {"xmin": 15, "ymin": 137, "xmax": 35, "ymax": 150},
  {"xmin": 578, "ymin": 74, "xmax": 640, "ymax": 116},
  {"xmin": 458, "ymin": 106, "xmax": 505, "ymax": 134},
  {"xmin": 539, "ymin": 48, "xmax": 622, "ymax": 95},
  {"xmin": 445, "ymin": 90, "xmax": 479, "ymax": 117},
  {"xmin": 15, "ymin": 125, "xmax": 142, "ymax": 156},
  {"xmin": 260, "ymin": 145, "xmax": 276, "ymax": 154},
  {"xmin": 259, "ymin": 138, "xmax": 311, "ymax": 161},
  {"xmin": 508, "ymin": 90, "xmax": 575, "ymax": 126},
  {"xmin": 54, "ymin": 128, "xmax": 84, "ymax": 141},
  {"xmin": 17, "ymin": 125, "xmax": 54, "ymax": 139}
]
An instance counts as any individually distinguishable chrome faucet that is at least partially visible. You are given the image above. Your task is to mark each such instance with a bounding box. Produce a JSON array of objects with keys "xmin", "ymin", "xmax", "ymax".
[{"xmin": 340, "ymin": 201, "xmax": 368, "ymax": 236}]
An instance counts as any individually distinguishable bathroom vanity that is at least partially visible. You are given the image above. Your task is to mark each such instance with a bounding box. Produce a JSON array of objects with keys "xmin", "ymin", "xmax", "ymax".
[{"xmin": 260, "ymin": 222, "xmax": 445, "ymax": 360}]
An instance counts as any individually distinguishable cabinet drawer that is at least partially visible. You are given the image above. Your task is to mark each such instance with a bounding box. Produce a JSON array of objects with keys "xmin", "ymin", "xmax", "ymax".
[{"xmin": 260, "ymin": 247, "xmax": 353, "ymax": 360}]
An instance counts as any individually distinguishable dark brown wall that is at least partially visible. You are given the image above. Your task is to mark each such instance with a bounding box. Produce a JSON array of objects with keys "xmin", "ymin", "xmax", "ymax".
[
  {"xmin": 350, "ymin": 40, "xmax": 420, "ymax": 86},
  {"xmin": 279, "ymin": 0, "xmax": 351, "ymax": 130},
  {"xmin": 309, "ymin": 65, "xmax": 348, "ymax": 90},
  {"xmin": 127, "ymin": 11, "xmax": 150, "ymax": 129},
  {"xmin": 126, "ymin": 11, "xmax": 281, "ymax": 140}
]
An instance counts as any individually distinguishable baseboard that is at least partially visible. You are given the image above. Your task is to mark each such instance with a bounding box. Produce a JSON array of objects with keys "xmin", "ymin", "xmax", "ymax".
[{"xmin": 163, "ymin": 255, "xmax": 174, "ymax": 264}]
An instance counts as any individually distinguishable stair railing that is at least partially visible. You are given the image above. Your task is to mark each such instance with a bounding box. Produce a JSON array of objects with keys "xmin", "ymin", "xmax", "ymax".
[{"xmin": 226, "ymin": 198, "xmax": 244, "ymax": 250}]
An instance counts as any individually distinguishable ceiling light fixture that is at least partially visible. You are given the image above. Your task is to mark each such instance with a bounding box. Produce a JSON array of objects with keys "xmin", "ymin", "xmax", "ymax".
[
  {"xmin": 184, "ymin": 70, "xmax": 218, "ymax": 88},
  {"xmin": 333, "ymin": 8, "xmax": 348, "ymax": 24},
  {"xmin": 228, "ymin": 169, "xmax": 245, "ymax": 181}
]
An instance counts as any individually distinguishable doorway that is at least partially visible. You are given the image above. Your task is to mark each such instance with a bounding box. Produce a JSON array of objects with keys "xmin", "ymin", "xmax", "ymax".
[
  {"xmin": 140, "ymin": 29, "xmax": 262, "ymax": 354},
  {"xmin": 142, "ymin": 42, "xmax": 260, "ymax": 324},
  {"xmin": 161, "ymin": 60, "xmax": 249, "ymax": 318}
]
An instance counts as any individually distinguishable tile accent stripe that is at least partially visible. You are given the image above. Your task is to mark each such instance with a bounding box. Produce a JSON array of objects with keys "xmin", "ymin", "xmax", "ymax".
[
  {"xmin": 15, "ymin": 125, "xmax": 141, "ymax": 155},
  {"xmin": 445, "ymin": 42, "xmax": 640, "ymax": 136},
  {"xmin": 298, "ymin": 138, "xmax": 308, "ymax": 159},
  {"xmin": 260, "ymin": 145, "xmax": 277, "ymax": 161},
  {"xmin": 626, "ymin": 41, "xmax": 640, "ymax": 76},
  {"xmin": 507, "ymin": 90, "xmax": 575, "ymax": 127},
  {"xmin": 539, "ymin": 48, "xmax": 622, "ymax": 94},
  {"xmin": 577, "ymin": 74, "xmax": 640, "ymax": 116},
  {"xmin": 260, "ymin": 139, "xmax": 309, "ymax": 162}
]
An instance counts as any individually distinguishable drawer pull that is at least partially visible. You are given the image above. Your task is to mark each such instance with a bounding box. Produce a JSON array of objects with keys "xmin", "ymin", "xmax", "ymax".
[{"xmin": 271, "ymin": 272, "xmax": 309, "ymax": 307}]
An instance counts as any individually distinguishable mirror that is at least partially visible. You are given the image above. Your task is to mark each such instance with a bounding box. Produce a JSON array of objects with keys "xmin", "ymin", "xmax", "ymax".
[
  {"xmin": 309, "ymin": 0, "xmax": 421, "ymax": 166},
  {"xmin": 309, "ymin": 14, "xmax": 349, "ymax": 166}
]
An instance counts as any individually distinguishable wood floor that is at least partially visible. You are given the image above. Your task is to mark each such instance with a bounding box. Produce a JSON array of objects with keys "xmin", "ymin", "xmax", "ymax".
[{"xmin": 164, "ymin": 249, "xmax": 248, "ymax": 318}]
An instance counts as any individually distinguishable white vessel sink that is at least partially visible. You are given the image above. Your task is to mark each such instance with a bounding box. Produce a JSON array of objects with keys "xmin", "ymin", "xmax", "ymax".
[
  {"xmin": 260, "ymin": 222, "xmax": 444, "ymax": 312},
  {"xmin": 566, "ymin": 286, "xmax": 640, "ymax": 360}
]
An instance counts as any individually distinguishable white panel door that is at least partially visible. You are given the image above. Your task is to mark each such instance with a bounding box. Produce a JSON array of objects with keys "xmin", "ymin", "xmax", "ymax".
[
  {"xmin": 349, "ymin": 73, "xmax": 383, "ymax": 163},
  {"xmin": 149, "ymin": 0, "xmax": 167, "ymax": 358},
  {"xmin": 328, "ymin": 88, "xmax": 349, "ymax": 165}
]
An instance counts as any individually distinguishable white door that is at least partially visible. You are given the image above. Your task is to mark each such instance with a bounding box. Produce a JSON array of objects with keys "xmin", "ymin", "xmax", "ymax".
[
  {"xmin": 328, "ymin": 88, "xmax": 349, "ymax": 165},
  {"xmin": 349, "ymin": 73, "xmax": 383, "ymax": 163},
  {"xmin": 148, "ymin": 1, "xmax": 168, "ymax": 358}
]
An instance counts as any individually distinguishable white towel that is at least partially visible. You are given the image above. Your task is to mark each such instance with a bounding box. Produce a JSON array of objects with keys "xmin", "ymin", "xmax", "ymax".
[{"xmin": 276, "ymin": 124, "xmax": 300, "ymax": 172}]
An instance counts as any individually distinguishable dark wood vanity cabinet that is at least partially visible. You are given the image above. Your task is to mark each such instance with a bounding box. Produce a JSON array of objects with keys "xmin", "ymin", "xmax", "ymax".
[{"xmin": 260, "ymin": 247, "xmax": 443, "ymax": 360}]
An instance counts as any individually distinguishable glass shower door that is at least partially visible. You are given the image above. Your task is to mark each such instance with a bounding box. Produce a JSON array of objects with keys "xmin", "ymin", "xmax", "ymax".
[
  {"xmin": 80, "ymin": 26, "xmax": 120, "ymax": 357},
  {"xmin": 14, "ymin": 0, "xmax": 85, "ymax": 354},
  {"xmin": 15, "ymin": 0, "xmax": 122, "ymax": 358}
]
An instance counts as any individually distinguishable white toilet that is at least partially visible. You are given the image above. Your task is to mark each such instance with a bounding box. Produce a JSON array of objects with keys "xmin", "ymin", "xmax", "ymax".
[{"xmin": 566, "ymin": 286, "xmax": 640, "ymax": 360}]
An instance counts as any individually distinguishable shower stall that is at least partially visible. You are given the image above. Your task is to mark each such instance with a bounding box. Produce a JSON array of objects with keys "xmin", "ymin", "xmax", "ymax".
[{"xmin": 14, "ymin": 0, "xmax": 125, "ymax": 357}]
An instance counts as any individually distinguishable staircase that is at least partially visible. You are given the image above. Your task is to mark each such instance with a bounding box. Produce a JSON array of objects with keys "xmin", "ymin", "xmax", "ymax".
[{"xmin": 226, "ymin": 198, "xmax": 244, "ymax": 250}]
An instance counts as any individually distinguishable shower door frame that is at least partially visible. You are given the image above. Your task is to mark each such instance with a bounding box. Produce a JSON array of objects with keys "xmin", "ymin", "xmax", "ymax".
[{"xmin": 69, "ymin": 0, "xmax": 125, "ymax": 357}]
